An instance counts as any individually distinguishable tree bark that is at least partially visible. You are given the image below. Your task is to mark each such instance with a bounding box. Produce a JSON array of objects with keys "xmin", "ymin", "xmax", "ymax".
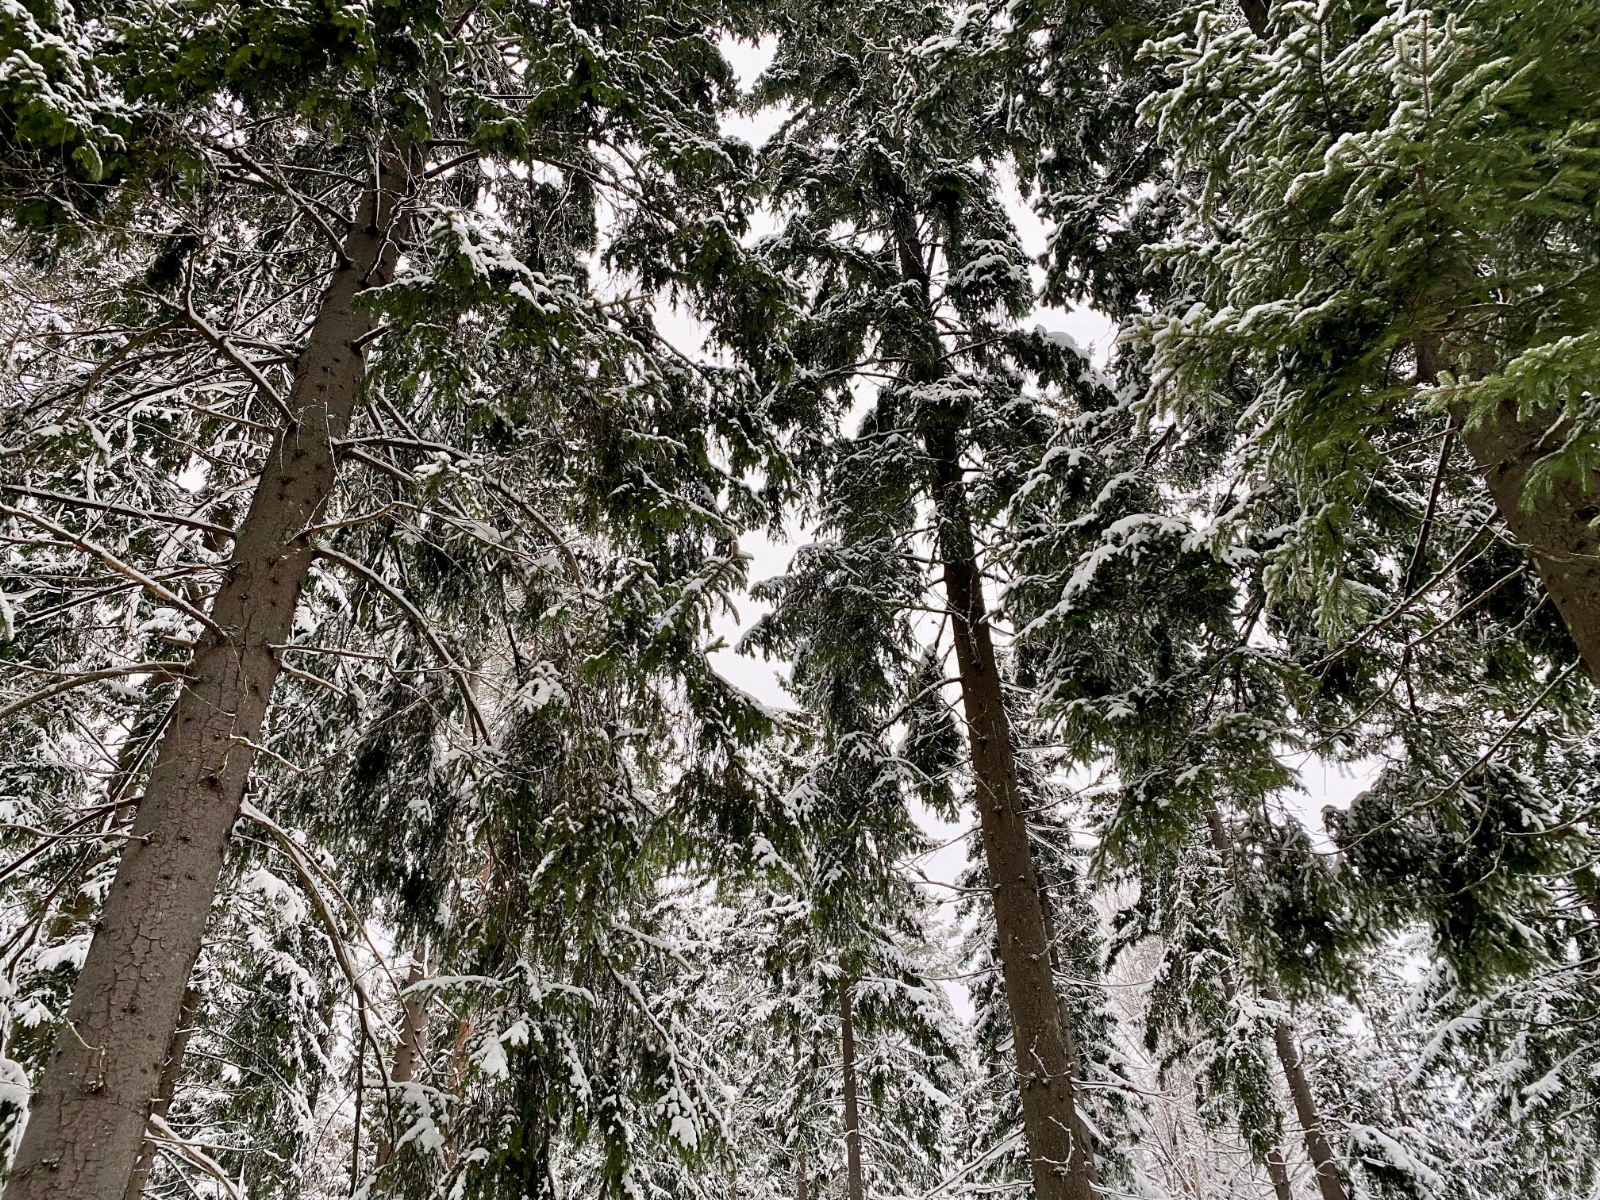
[
  {"xmin": 1205, "ymin": 808, "xmax": 1346, "ymax": 1200},
  {"xmin": 4, "ymin": 140, "xmax": 414, "ymax": 1200},
  {"xmin": 795, "ymin": 1143, "xmax": 808, "ymax": 1200},
  {"xmin": 1037, "ymin": 888, "xmax": 1100, "ymax": 1190},
  {"xmin": 1269, "ymin": 1019, "xmax": 1346, "ymax": 1200},
  {"xmin": 1455, "ymin": 399, "xmax": 1600, "ymax": 678},
  {"xmin": 927, "ymin": 430, "xmax": 1096, "ymax": 1200},
  {"xmin": 122, "ymin": 988, "xmax": 199, "ymax": 1200},
  {"xmin": 840, "ymin": 983, "xmax": 864, "ymax": 1200},
  {"xmin": 377, "ymin": 954, "xmax": 429, "ymax": 1169},
  {"xmin": 1266, "ymin": 1147, "xmax": 1294, "ymax": 1200}
]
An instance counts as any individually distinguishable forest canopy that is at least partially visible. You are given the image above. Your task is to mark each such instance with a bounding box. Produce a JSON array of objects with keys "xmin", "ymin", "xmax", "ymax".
[{"xmin": 1, "ymin": 0, "xmax": 1597, "ymax": 1197}]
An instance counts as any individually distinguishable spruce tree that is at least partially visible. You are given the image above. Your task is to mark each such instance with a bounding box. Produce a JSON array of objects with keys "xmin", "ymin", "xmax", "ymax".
[{"xmin": 0, "ymin": 0, "xmax": 783, "ymax": 1191}]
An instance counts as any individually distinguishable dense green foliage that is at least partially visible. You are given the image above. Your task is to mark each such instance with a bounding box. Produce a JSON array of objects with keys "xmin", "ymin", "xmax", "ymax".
[{"xmin": 2, "ymin": 0, "xmax": 1599, "ymax": 1195}]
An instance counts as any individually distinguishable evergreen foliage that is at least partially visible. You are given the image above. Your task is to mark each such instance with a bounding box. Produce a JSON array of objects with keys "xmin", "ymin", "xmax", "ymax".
[{"xmin": 2, "ymin": 0, "xmax": 1599, "ymax": 1195}]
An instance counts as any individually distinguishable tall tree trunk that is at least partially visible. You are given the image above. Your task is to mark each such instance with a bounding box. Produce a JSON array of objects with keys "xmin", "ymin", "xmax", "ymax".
[
  {"xmin": 377, "ymin": 953, "xmax": 429, "ymax": 1169},
  {"xmin": 4, "ymin": 140, "xmax": 415, "ymax": 1200},
  {"xmin": 1037, "ymin": 889, "xmax": 1100, "ymax": 1190},
  {"xmin": 122, "ymin": 988, "xmax": 200, "ymax": 1200},
  {"xmin": 795, "ymin": 1143, "xmax": 808, "ymax": 1200},
  {"xmin": 1455, "ymin": 399, "xmax": 1600, "ymax": 677},
  {"xmin": 1268, "ymin": 1019, "xmax": 1345, "ymax": 1200},
  {"xmin": 1205, "ymin": 808, "xmax": 1346, "ymax": 1200},
  {"xmin": 840, "ymin": 984, "xmax": 864, "ymax": 1200},
  {"xmin": 926, "ymin": 430, "xmax": 1096, "ymax": 1200}
]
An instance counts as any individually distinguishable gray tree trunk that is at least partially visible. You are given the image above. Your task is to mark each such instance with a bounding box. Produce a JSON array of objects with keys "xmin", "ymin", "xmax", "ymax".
[
  {"xmin": 1038, "ymin": 887, "xmax": 1101, "ymax": 1191},
  {"xmin": 1457, "ymin": 399, "xmax": 1600, "ymax": 678},
  {"xmin": 122, "ymin": 988, "xmax": 199, "ymax": 1200},
  {"xmin": 1266, "ymin": 1148, "xmax": 1294, "ymax": 1200},
  {"xmin": 4, "ymin": 139, "xmax": 414, "ymax": 1200}
]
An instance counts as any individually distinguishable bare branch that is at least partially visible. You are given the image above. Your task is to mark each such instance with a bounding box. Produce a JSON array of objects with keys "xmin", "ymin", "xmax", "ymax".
[
  {"xmin": 0, "ymin": 483, "xmax": 236, "ymax": 541},
  {"xmin": 0, "ymin": 504, "xmax": 225, "ymax": 638},
  {"xmin": 0, "ymin": 662, "xmax": 188, "ymax": 724}
]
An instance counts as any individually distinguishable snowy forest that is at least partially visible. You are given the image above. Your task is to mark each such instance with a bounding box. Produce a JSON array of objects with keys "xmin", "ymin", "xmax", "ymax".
[{"xmin": 1, "ymin": 0, "xmax": 1598, "ymax": 1196}]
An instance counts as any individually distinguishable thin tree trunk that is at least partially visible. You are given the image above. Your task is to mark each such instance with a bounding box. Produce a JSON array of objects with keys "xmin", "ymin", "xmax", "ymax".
[
  {"xmin": 1266, "ymin": 1148, "xmax": 1294, "ymax": 1200},
  {"xmin": 1455, "ymin": 398, "xmax": 1600, "ymax": 677},
  {"xmin": 840, "ymin": 984, "xmax": 864, "ymax": 1200},
  {"xmin": 927, "ymin": 429, "xmax": 1095, "ymax": 1200},
  {"xmin": 4, "ymin": 140, "xmax": 415, "ymax": 1200},
  {"xmin": 795, "ymin": 1143, "xmax": 808, "ymax": 1200},
  {"xmin": 1205, "ymin": 808, "xmax": 1346, "ymax": 1200},
  {"xmin": 122, "ymin": 988, "xmax": 200, "ymax": 1200},
  {"xmin": 1269, "ymin": 1019, "xmax": 1346, "ymax": 1200},
  {"xmin": 377, "ymin": 953, "xmax": 429, "ymax": 1169}
]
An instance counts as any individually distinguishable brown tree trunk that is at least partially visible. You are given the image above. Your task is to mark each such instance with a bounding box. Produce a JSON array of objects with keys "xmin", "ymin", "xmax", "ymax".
[
  {"xmin": 795, "ymin": 1143, "xmax": 808, "ymax": 1200},
  {"xmin": 1456, "ymin": 399, "xmax": 1600, "ymax": 678},
  {"xmin": 840, "ymin": 984, "xmax": 864, "ymax": 1200},
  {"xmin": 1270, "ymin": 1020, "xmax": 1346, "ymax": 1200},
  {"xmin": 927, "ymin": 431, "xmax": 1095, "ymax": 1200},
  {"xmin": 1037, "ymin": 888, "xmax": 1100, "ymax": 1189},
  {"xmin": 1205, "ymin": 808, "xmax": 1346, "ymax": 1200},
  {"xmin": 377, "ymin": 954, "xmax": 429, "ymax": 1169},
  {"xmin": 4, "ymin": 141, "xmax": 415, "ymax": 1200},
  {"xmin": 122, "ymin": 988, "xmax": 200, "ymax": 1200}
]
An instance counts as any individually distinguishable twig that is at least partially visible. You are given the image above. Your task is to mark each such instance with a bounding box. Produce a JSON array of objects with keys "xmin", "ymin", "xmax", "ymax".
[
  {"xmin": 0, "ymin": 661, "xmax": 188, "ymax": 723},
  {"xmin": 0, "ymin": 504, "xmax": 225, "ymax": 638},
  {"xmin": 312, "ymin": 547, "xmax": 489, "ymax": 741}
]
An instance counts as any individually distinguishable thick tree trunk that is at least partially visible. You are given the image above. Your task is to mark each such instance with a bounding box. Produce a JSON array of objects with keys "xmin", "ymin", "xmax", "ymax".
[
  {"xmin": 122, "ymin": 988, "xmax": 199, "ymax": 1200},
  {"xmin": 840, "ymin": 984, "xmax": 864, "ymax": 1200},
  {"xmin": 4, "ymin": 142, "xmax": 414, "ymax": 1200},
  {"xmin": 927, "ymin": 432, "xmax": 1095, "ymax": 1200},
  {"xmin": 1037, "ymin": 889, "xmax": 1100, "ymax": 1190},
  {"xmin": 795, "ymin": 1144, "xmax": 808, "ymax": 1200},
  {"xmin": 1456, "ymin": 399, "xmax": 1600, "ymax": 677},
  {"xmin": 1205, "ymin": 808, "xmax": 1346, "ymax": 1200}
]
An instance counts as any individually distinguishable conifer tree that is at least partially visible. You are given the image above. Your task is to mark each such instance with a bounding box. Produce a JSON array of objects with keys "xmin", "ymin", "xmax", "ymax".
[
  {"xmin": 0, "ymin": 0, "xmax": 784, "ymax": 1191},
  {"xmin": 734, "ymin": 1, "xmax": 1138, "ymax": 1191},
  {"xmin": 1140, "ymin": 0, "xmax": 1600, "ymax": 672}
]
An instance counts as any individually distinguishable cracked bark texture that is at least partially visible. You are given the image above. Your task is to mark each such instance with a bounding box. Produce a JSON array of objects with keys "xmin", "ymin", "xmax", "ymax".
[
  {"xmin": 3, "ymin": 141, "xmax": 413, "ymax": 1200},
  {"xmin": 122, "ymin": 989, "xmax": 198, "ymax": 1200},
  {"xmin": 928, "ymin": 429, "xmax": 1096, "ymax": 1200},
  {"xmin": 1457, "ymin": 399, "xmax": 1600, "ymax": 678}
]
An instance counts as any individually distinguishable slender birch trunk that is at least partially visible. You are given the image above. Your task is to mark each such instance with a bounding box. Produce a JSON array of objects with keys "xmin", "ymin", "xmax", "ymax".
[
  {"xmin": 4, "ymin": 138, "xmax": 415, "ymax": 1200},
  {"xmin": 926, "ymin": 427, "xmax": 1096, "ymax": 1200},
  {"xmin": 840, "ymin": 984, "xmax": 864, "ymax": 1200}
]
